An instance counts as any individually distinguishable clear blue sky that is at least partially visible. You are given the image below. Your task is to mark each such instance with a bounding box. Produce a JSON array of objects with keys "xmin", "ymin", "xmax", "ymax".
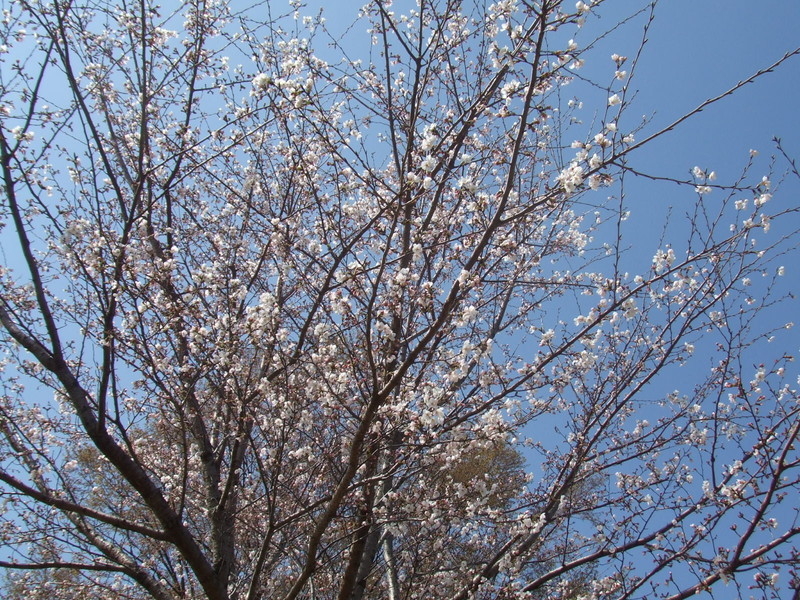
[{"xmin": 593, "ymin": 0, "xmax": 799, "ymax": 184}]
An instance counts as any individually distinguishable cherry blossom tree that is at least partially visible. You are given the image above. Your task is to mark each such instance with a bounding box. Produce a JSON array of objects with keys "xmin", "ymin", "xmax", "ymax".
[{"xmin": 0, "ymin": 0, "xmax": 798, "ymax": 599}]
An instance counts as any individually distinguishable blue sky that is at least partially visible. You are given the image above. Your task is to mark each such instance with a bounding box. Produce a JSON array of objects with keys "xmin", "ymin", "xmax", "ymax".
[
  {"xmin": 579, "ymin": 0, "xmax": 800, "ymax": 354},
  {"xmin": 595, "ymin": 0, "xmax": 799, "ymax": 181}
]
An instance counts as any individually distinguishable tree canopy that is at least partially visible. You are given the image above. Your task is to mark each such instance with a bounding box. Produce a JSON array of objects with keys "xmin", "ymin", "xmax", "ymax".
[{"xmin": 0, "ymin": 1, "xmax": 798, "ymax": 599}]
